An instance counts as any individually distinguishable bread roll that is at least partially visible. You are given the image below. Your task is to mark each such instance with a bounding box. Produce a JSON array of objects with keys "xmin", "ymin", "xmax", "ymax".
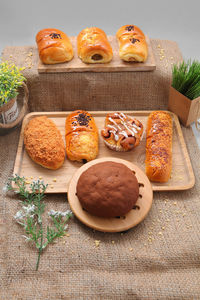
[
  {"xmin": 65, "ymin": 110, "xmax": 98, "ymax": 162},
  {"xmin": 116, "ymin": 25, "xmax": 148, "ymax": 62},
  {"xmin": 101, "ymin": 112, "xmax": 143, "ymax": 151},
  {"xmin": 24, "ymin": 116, "xmax": 65, "ymax": 169},
  {"xmin": 36, "ymin": 28, "xmax": 73, "ymax": 64},
  {"xmin": 145, "ymin": 111, "xmax": 172, "ymax": 182},
  {"xmin": 76, "ymin": 161, "xmax": 139, "ymax": 218},
  {"xmin": 77, "ymin": 27, "xmax": 113, "ymax": 63}
]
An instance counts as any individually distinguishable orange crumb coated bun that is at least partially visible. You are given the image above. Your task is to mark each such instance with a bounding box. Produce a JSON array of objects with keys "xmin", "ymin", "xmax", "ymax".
[{"xmin": 24, "ymin": 116, "xmax": 65, "ymax": 170}]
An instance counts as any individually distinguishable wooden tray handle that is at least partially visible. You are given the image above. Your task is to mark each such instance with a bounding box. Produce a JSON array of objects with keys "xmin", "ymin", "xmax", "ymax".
[{"xmin": 0, "ymin": 82, "xmax": 29, "ymax": 129}]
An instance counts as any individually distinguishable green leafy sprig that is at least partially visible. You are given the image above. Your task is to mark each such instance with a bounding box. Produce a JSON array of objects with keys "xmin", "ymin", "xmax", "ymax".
[
  {"xmin": 0, "ymin": 61, "xmax": 26, "ymax": 107},
  {"xmin": 172, "ymin": 60, "xmax": 200, "ymax": 100},
  {"xmin": 7, "ymin": 175, "xmax": 73, "ymax": 271}
]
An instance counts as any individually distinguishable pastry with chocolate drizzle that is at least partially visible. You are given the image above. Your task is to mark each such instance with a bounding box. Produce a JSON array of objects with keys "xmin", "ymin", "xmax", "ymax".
[
  {"xmin": 65, "ymin": 110, "xmax": 99, "ymax": 162},
  {"xmin": 101, "ymin": 112, "xmax": 143, "ymax": 151}
]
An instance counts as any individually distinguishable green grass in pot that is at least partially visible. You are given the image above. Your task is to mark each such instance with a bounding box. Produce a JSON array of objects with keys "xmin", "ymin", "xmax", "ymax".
[
  {"xmin": 0, "ymin": 61, "xmax": 25, "ymax": 107},
  {"xmin": 172, "ymin": 60, "xmax": 200, "ymax": 100}
]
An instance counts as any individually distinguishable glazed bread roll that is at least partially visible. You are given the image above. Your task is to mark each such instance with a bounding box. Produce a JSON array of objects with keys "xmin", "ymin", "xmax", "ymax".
[
  {"xmin": 116, "ymin": 25, "xmax": 148, "ymax": 62},
  {"xmin": 77, "ymin": 27, "xmax": 113, "ymax": 63},
  {"xmin": 65, "ymin": 110, "xmax": 99, "ymax": 162},
  {"xmin": 36, "ymin": 28, "xmax": 74, "ymax": 64},
  {"xmin": 24, "ymin": 116, "xmax": 65, "ymax": 169},
  {"xmin": 145, "ymin": 111, "xmax": 173, "ymax": 183}
]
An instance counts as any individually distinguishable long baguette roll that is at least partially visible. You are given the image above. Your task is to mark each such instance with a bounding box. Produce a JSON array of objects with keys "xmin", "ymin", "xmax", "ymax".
[
  {"xmin": 116, "ymin": 25, "xmax": 148, "ymax": 62},
  {"xmin": 77, "ymin": 27, "xmax": 113, "ymax": 63},
  {"xmin": 145, "ymin": 111, "xmax": 172, "ymax": 182},
  {"xmin": 65, "ymin": 110, "xmax": 99, "ymax": 162},
  {"xmin": 36, "ymin": 28, "xmax": 74, "ymax": 64}
]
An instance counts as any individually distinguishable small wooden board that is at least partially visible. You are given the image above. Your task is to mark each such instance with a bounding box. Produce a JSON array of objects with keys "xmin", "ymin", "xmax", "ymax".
[
  {"xmin": 13, "ymin": 111, "xmax": 195, "ymax": 193},
  {"xmin": 68, "ymin": 157, "xmax": 153, "ymax": 232},
  {"xmin": 38, "ymin": 36, "xmax": 156, "ymax": 73}
]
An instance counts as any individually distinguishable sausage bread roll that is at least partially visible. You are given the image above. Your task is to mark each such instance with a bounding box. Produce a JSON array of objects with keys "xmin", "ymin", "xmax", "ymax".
[
  {"xmin": 116, "ymin": 25, "xmax": 148, "ymax": 62},
  {"xmin": 24, "ymin": 116, "xmax": 65, "ymax": 170},
  {"xmin": 145, "ymin": 111, "xmax": 173, "ymax": 183},
  {"xmin": 101, "ymin": 112, "xmax": 143, "ymax": 152},
  {"xmin": 77, "ymin": 27, "xmax": 113, "ymax": 63},
  {"xmin": 65, "ymin": 110, "xmax": 99, "ymax": 162},
  {"xmin": 36, "ymin": 28, "xmax": 74, "ymax": 64}
]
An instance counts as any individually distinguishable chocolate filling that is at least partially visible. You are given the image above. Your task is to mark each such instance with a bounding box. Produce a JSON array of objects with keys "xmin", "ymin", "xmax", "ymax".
[{"xmin": 92, "ymin": 54, "xmax": 103, "ymax": 61}]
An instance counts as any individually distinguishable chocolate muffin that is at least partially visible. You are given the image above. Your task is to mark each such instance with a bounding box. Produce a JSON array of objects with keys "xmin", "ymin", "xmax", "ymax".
[{"xmin": 76, "ymin": 161, "xmax": 139, "ymax": 218}]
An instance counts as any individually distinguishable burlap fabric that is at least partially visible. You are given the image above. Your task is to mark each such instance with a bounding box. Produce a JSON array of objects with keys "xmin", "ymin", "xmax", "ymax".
[
  {"xmin": 0, "ymin": 41, "xmax": 200, "ymax": 299},
  {"xmin": 2, "ymin": 39, "xmax": 181, "ymax": 112}
]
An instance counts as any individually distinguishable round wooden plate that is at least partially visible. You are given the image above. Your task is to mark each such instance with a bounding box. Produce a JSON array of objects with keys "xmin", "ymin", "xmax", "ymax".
[{"xmin": 68, "ymin": 157, "xmax": 153, "ymax": 232}]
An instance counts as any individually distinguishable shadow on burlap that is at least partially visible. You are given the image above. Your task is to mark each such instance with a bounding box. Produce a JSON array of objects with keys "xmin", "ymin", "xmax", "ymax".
[{"xmin": 0, "ymin": 40, "xmax": 200, "ymax": 299}]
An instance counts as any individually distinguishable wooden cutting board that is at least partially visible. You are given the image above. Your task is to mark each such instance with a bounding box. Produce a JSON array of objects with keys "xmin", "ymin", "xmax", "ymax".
[
  {"xmin": 38, "ymin": 36, "xmax": 156, "ymax": 73},
  {"xmin": 13, "ymin": 111, "xmax": 195, "ymax": 193}
]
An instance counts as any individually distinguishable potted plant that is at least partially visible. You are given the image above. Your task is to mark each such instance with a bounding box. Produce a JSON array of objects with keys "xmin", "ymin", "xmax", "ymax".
[
  {"xmin": 168, "ymin": 60, "xmax": 200, "ymax": 127},
  {"xmin": 0, "ymin": 61, "xmax": 28, "ymax": 130}
]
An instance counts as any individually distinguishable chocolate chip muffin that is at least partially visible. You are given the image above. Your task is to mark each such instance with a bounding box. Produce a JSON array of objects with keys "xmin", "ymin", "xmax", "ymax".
[{"xmin": 76, "ymin": 161, "xmax": 139, "ymax": 217}]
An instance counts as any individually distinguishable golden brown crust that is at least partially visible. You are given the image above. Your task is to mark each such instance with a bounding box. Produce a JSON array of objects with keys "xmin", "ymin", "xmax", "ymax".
[
  {"xmin": 145, "ymin": 111, "xmax": 172, "ymax": 182},
  {"xmin": 101, "ymin": 112, "xmax": 143, "ymax": 152},
  {"xmin": 24, "ymin": 116, "xmax": 65, "ymax": 169},
  {"xmin": 36, "ymin": 28, "xmax": 74, "ymax": 64},
  {"xmin": 65, "ymin": 110, "xmax": 98, "ymax": 162},
  {"xmin": 116, "ymin": 25, "xmax": 148, "ymax": 62},
  {"xmin": 77, "ymin": 27, "xmax": 113, "ymax": 63}
]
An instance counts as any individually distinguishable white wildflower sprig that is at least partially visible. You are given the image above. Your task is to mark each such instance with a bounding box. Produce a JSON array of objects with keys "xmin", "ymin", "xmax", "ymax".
[{"xmin": 7, "ymin": 174, "xmax": 73, "ymax": 271}]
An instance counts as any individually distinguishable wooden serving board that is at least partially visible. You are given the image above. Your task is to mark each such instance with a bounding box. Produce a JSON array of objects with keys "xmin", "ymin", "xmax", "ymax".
[
  {"xmin": 68, "ymin": 157, "xmax": 153, "ymax": 232},
  {"xmin": 38, "ymin": 36, "xmax": 156, "ymax": 73},
  {"xmin": 13, "ymin": 111, "xmax": 195, "ymax": 193}
]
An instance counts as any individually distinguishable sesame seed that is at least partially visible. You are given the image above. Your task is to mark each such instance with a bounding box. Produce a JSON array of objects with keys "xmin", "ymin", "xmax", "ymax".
[
  {"xmin": 39, "ymin": 176, "xmax": 42, "ymax": 179},
  {"xmin": 162, "ymin": 226, "xmax": 165, "ymax": 230},
  {"xmin": 111, "ymin": 241, "xmax": 115, "ymax": 244},
  {"xmin": 50, "ymin": 185, "xmax": 54, "ymax": 189},
  {"xmin": 66, "ymin": 233, "xmax": 70, "ymax": 237},
  {"xmin": 170, "ymin": 57, "xmax": 174, "ymax": 59},
  {"xmin": 129, "ymin": 248, "xmax": 133, "ymax": 251},
  {"xmin": 95, "ymin": 240, "xmax": 100, "ymax": 247},
  {"xmin": 53, "ymin": 178, "xmax": 57, "ymax": 182},
  {"xmin": 158, "ymin": 232, "xmax": 163, "ymax": 235},
  {"xmin": 30, "ymin": 176, "xmax": 33, "ymax": 179},
  {"xmin": 173, "ymin": 202, "xmax": 177, "ymax": 205},
  {"xmin": 157, "ymin": 44, "xmax": 161, "ymax": 48},
  {"xmin": 10, "ymin": 55, "xmax": 13, "ymax": 58}
]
